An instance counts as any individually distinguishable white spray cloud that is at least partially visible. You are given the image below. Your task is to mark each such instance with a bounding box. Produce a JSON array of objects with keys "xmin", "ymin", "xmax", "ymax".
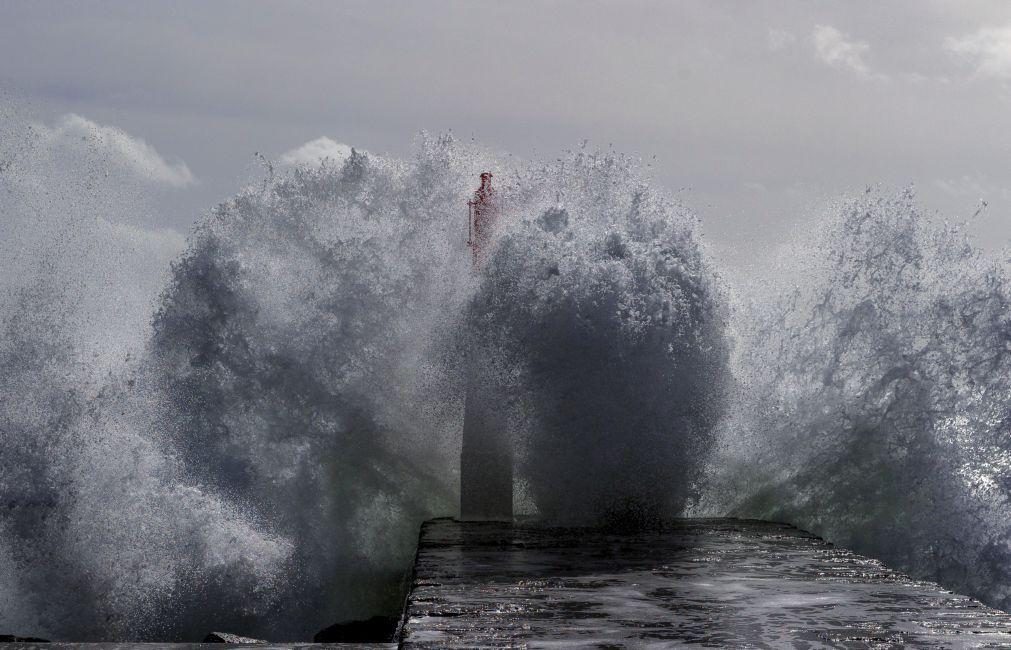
[
  {"xmin": 1, "ymin": 111, "xmax": 188, "ymax": 376},
  {"xmin": 945, "ymin": 25, "xmax": 1011, "ymax": 79},
  {"xmin": 0, "ymin": 108, "xmax": 287, "ymax": 641},
  {"xmin": 812, "ymin": 24, "xmax": 885, "ymax": 80},
  {"xmin": 279, "ymin": 136, "xmax": 357, "ymax": 166},
  {"xmin": 35, "ymin": 113, "xmax": 196, "ymax": 187}
]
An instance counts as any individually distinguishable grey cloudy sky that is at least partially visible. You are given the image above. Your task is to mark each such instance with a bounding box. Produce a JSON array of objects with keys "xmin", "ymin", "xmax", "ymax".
[{"xmin": 3, "ymin": 0, "xmax": 1011, "ymax": 272}]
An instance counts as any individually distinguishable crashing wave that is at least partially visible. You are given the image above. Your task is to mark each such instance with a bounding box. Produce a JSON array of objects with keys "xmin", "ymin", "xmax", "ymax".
[
  {"xmin": 0, "ymin": 123, "xmax": 726, "ymax": 640},
  {"xmin": 704, "ymin": 188, "xmax": 1011, "ymax": 611}
]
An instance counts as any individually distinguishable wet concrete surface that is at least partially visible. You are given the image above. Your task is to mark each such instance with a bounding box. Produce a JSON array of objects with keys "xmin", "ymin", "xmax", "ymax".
[{"xmin": 401, "ymin": 518, "xmax": 1011, "ymax": 648}]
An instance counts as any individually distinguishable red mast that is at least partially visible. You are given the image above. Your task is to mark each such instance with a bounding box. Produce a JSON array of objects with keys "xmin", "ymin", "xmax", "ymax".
[
  {"xmin": 467, "ymin": 172, "xmax": 496, "ymax": 268},
  {"xmin": 461, "ymin": 171, "xmax": 513, "ymax": 522}
]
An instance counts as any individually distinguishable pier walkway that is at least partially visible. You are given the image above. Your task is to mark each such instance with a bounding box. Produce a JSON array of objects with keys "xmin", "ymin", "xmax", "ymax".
[{"xmin": 400, "ymin": 518, "xmax": 1011, "ymax": 648}]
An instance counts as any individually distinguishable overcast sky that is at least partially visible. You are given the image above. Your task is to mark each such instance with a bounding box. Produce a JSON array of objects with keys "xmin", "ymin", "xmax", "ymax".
[{"xmin": 3, "ymin": 0, "xmax": 1011, "ymax": 272}]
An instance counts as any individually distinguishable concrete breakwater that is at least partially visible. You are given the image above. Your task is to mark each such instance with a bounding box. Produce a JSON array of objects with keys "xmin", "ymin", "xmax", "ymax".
[
  {"xmin": 400, "ymin": 518, "xmax": 1011, "ymax": 648},
  {"xmin": 8, "ymin": 518, "xmax": 1011, "ymax": 648}
]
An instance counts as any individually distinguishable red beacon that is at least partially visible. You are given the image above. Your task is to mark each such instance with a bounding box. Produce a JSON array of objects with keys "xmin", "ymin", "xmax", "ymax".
[{"xmin": 467, "ymin": 172, "xmax": 497, "ymax": 268}]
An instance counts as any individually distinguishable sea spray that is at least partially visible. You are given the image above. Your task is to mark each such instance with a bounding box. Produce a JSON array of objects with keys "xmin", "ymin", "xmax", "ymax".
[
  {"xmin": 149, "ymin": 139, "xmax": 476, "ymax": 638},
  {"xmin": 471, "ymin": 153, "xmax": 730, "ymax": 523},
  {"xmin": 0, "ymin": 109, "xmax": 290, "ymax": 640},
  {"xmin": 12, "ymin": 109, "xmax": 1011, "ymax": 640},
  {"xmin": 704, "ymin": 188, "xmax": 1011, "ymax": 611},
  {"xmin": 1, "ymin": 116, "xmax": 727, "ymax": 639},
  {"xmin": 149, "ymin": 138, "xmax": 730, "ymax": 635}
]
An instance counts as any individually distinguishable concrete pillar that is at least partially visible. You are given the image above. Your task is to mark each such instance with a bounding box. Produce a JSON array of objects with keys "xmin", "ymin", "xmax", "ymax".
[{"xmin": 460, "ymin": 360, "xmax": 513, "ymax": 521}]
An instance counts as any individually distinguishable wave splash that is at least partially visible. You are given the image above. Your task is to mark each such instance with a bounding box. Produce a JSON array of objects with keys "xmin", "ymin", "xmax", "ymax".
[
  {"xmin": 469, "ymin": 155, "xmax": 729, "ymax": 524},
  {"xmin": 8, "ymin": 109, "xmax": 1011, "ymax": 639},
  {"xmin": 704, "ymin": 188, "xmax": 1011, "ymax": 612},
  {"xmin": 0, "ymin": 125, "xmax": 727, "ymax": 640}
]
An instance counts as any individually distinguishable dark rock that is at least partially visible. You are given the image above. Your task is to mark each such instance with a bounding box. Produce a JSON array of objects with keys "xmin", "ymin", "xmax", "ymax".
[
  {"xmin": 202, "ymin": 631, "xmax": 268, "ymax": 644},
  {"xmin": 313, "ymin": 615, "xmax": 400, "ymax": 643},
  {"xmin": 0, "ymin": 635, "xmax": 49, "ymax": 642}
]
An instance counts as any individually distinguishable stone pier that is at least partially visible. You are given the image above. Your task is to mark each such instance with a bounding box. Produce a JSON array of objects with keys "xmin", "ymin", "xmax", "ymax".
[{"xmin": 400, "ymin": 518, "xmax": 1011, "ymax": 648}]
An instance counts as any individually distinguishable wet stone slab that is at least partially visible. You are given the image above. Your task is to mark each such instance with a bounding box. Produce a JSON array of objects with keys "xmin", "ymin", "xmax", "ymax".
[{"xmin": 401, "ymin": 518, "xmax": 1011, "ymax": 648}]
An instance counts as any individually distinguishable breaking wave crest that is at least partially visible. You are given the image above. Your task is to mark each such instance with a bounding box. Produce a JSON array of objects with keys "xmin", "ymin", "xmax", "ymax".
[
  {"xmin": 703, "ymin": 188, "xmax": 1011, "ymax": 612},
  {"xmin": 469, "ymin": 156, "xmax": 729, "ymax": 523},
  {"xmin": 0, "ymin": 123, "xmax": 727, "ymax": 640},
  {"xmin": 7, "ymin": 108, "xmax": 1011, "ymax": 640}
]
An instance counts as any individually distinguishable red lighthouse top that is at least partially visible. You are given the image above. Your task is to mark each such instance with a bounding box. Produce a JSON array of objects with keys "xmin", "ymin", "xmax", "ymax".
[{"xmin": 468, "ymin": 172, "xmax": 497, "ymax": 268}]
